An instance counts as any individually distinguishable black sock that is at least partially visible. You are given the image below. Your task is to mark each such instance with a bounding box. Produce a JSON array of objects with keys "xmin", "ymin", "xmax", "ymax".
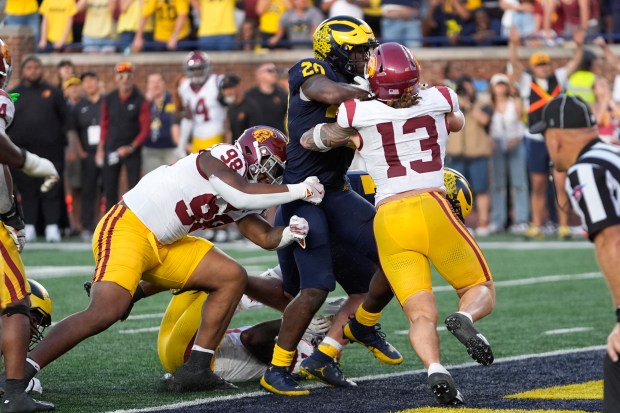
[
  {"xmin": 24, "ymin": 362, "xmax": 37, "ymax": 383},
  {"xmin": 5, "ymin": 379, "xmax": 26, "ymax": 396},
  {"xmin": 185, "ymin": 350, "xmax": 213, "ymax": 370}
]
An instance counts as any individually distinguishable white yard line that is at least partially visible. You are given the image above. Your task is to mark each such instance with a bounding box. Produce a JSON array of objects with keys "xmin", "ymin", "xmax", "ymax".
[
  {"xmin": 104, "ymin": 345, "xmax": 606, "ymax": 413},
  {"xmin": 544, "ymin": 327, "xmax": 594, "ymax": 335}
]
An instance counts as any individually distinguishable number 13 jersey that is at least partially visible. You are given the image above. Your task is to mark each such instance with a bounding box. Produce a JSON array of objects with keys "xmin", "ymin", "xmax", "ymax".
[
  {"xmin": 336, "ymin": 86, "xmax": 459, "ymax": 205},
  {"xmin": 122, "ymin": 144, "xmax": 257, "ymax": 244}
]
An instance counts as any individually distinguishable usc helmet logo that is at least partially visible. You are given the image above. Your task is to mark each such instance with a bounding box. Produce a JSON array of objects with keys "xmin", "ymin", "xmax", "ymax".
[
  {"xmin": 366, "ymin": 55, "xmax": 377, "ymax": 78},
  {"xmin": 253, "ymin": 128, "xmax": 275, "ymax": 143}
]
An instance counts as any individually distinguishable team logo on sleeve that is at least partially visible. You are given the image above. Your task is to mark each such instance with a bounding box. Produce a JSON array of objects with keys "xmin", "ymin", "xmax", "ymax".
[
  {"xmin": 253, "ymin": 128, "xmax": 275, "ymax": 143},
  {"xmin": 571, "ymin": 184, "xmax": 585, "ymax": 202}
]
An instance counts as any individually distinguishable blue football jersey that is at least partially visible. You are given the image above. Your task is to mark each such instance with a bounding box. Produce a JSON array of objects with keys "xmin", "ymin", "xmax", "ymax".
[
  {"xmin": 284, "ymin": 58, "xmax": 355, "ymax": 189},
  {"xmin": 346, "ymin": 170, "xmax": 376, "ymax": 204}
]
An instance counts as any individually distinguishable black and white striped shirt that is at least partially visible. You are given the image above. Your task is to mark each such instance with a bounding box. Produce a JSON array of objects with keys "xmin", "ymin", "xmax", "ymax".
[{"xmin": 566, "ymin": 139, "xmax": 620, "ymax": 241}]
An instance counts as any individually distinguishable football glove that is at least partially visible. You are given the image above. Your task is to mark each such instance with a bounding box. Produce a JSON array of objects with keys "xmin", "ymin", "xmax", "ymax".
[
  {"xmin": 0, "ymin": 197, "xmax": 25, "ymax": 252},
  {"xmin": 21, "ymin": 150, "xmax": 60, "ymax": 193},
  {"xmin": 301, "ymin": 176, "xmax": 324, "ymax": 205},
  {"xmin": 351, "ymin": 76, "xmax": 371, "ymax": 93}
]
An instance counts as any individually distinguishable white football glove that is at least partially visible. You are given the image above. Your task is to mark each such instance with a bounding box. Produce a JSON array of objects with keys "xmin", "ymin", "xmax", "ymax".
[
  {"xmin": 288, "ymin": 215, "xmax": 308, "ymax": 249},
  {"xmin": 351, "ymin": 75, "xmax": 371, "ymax": 93},
  {"xmin": 1, "ymin": 199, "xmax": 26, "ymax": 252},
  {"xmin": 26, "ymin": 377, "xmax": 43, "ymax": 395},
  {"xmin": 301, "ymin": 176, "xmax": 324, "ymax": 205},
  {"xmin": 21, "ymin": 151, "xmax": 60, "ymax": 193},
  {"xmin": 3, "ymin": 223, "xmax": 25, "ymax": 252},
  {"xmin": 307, "ymin": 315, "xmax": 334, "ymax": 336}
]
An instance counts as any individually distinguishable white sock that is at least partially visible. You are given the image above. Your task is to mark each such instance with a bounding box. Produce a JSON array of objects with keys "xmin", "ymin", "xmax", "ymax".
[
  {"xmin": 457, "ymin": 311, "xmax": 473, "ymax": 323},
  {"xmin": 191, "ymin": 344, "xmax": 215, "ymax": 354},
  {"xmin": 427, "ymin": 362, "xmax": 449, "ymax": 376},
  {"xmin": 27, "ymin": 358, "xmax": 41, "ymax": 372},
  {"xmin": 320, "ymin": 336, "xmax": 343, "ymax": 352}
]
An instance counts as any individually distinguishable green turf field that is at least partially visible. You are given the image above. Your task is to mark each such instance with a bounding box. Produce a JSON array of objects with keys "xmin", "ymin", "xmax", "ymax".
[{"xmin": 15, "ymin": 236, "xmax": 609, "ymax": 412}]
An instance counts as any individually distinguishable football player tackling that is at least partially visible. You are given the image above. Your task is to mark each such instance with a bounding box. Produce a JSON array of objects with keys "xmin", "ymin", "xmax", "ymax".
[
  {"xmin": 23, "ymin": 126, "xmax": 324, "ymax": 400},
  {"xmin": 302, "ymin": 43, "xmax": 496, "ymax": 405}
]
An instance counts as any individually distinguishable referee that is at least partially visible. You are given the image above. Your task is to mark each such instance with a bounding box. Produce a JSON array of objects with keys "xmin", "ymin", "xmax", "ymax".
[{"xmin": 531, "ymin": 94, "xmax": 620, "ymax": 413}]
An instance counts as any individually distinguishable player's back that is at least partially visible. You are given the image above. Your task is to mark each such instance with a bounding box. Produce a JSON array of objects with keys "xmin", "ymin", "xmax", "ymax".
[
  {"xmin": 178, "ymin": 75, "xmax": 225, "ymax": 138},
  {"xmin": 284, "ymin": 58, "xmax": 354, "ymax": 189},
  {"xmin": 338, "ymin": 86, "xmax": 458, "ymax": 204}
]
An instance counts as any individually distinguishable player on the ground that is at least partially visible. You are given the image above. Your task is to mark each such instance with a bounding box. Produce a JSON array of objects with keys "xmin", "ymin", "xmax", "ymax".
[
  {"xmin": 0, "ymin": 38, "xmax": 57, "ymax": 413},
  {"xmin": 301, "ymin": 42, "xmax": 496, "ymax": 405},
  {"xmin": 260, "ymin": 16, "xmax": 403, "ymax": 397},
  {"xmin": 23, "ymin": 126, "xmax": 324, "ymax": 399},
  {"xmin": 177, "ymin": 51, "xmax": 227, "ymax": 154}
]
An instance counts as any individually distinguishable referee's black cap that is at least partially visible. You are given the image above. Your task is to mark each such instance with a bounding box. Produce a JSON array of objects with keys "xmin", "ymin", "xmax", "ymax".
[{"xmin": 530, "ymin": 94, "xmax": 597, "ymax": 134}]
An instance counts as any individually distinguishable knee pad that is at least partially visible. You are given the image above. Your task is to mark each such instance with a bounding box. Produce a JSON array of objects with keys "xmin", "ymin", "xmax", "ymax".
[{"xmin": 2, "ymin": 304, "xmax": 30, "ymax": 318}]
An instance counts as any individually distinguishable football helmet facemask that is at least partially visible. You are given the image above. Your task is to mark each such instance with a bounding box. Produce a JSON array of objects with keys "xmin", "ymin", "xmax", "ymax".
[
  {"xmin": 366, "ymin": 42, "xmax": 420, "ymax": 101},
  {"xmin": 185, "ymin": 51, "xmax": 211, "ymax": 87},
  {"xmin": 28, "ymin": 279, "xmax": 53, "ymax": 351},
  {"xmin": 0, "ymin": 39, "xmax": 12, "ymax": 90},
  {"xmin": 313, "ymin": 16, "xmax": 378, "ymax": 82},
  {"xmin": 444, "ymin": 167, "xmax": 474, "ymax": 223},
  {"xmin": 235, "ymin": 126, "xmax": 288, "ymax": 184}
]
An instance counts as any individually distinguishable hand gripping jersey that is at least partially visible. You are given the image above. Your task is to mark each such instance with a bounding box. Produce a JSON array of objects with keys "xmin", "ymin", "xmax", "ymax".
[
  {"xmin": 122, "ymin": 144, "xmax": 258, "ymax": 244},
  {"xmin": 0, "ymin": 89, "xmax": 15, "ymax": 133},
  {"xmin": 284, "ymin": 58, "xmax": 355, "ymax": 189},
  {"xmin": 337, "ymin": 86, "xmax": 459, "ymax": 204},
  {"xmin": 178, "ymin": 74, "xmax": 226, "ymax": 140}
]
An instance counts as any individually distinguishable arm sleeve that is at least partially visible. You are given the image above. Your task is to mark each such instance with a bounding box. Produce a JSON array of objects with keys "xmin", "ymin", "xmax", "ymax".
[
  {"xmin": 208, "ymin": 175, "xmax": 308, "ymax": 210},
  {"xmin": 132, "ymin": 99, "xmax": 151, "ymax": 148}
]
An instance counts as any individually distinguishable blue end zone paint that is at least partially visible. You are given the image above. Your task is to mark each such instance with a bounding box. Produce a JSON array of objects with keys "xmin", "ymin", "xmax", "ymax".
[{"xmin": 156, "ymin": 349, "xmax": 604, "ymax": 413}]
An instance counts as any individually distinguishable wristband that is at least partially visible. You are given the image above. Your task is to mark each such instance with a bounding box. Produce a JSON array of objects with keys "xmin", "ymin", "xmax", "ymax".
[
  {"xmin": 616, "ymin": 307, "xmax": 620, "ymax": 323},
  {"xmin": 313, "ymin": 123, "xmax": 330, "ymax": 152}
]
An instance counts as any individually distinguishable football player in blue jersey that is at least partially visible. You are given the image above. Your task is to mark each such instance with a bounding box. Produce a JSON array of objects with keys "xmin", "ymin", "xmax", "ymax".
[{"xmin": 260, "ymin": 16, "xmax": 403, "ymax": 396}]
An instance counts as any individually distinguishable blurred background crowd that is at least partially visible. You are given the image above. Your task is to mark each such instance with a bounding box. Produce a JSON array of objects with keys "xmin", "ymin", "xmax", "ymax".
[
  {"xmin": 0, "ymin": 0, "xmax": 619, "ymax": 53},
  {"xmin": 3, "ymin": 0, "xmax": 620, "ymax": 246}
]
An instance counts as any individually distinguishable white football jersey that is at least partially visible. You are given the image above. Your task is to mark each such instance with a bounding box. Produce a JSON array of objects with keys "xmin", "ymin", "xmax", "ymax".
[
  {"xmin": 337, "ymin": 86, "xmax": 458, "ymax": 204},
  {"xmin": 178, "ymin": 75, "xmax": 227, "ymax": 139},
  {"xmin": 123, "ymin": 144, "xmax": 257, "ymax": 244},
  {"xmin": 214, "ymin": 327, "xmax": 313, "ymax": 383},
  {"xmin": 0, "ymin": 89, "xmax": 15, "ymax": 133}
]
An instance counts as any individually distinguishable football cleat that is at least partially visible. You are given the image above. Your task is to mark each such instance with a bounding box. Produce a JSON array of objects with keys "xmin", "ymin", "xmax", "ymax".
[
  {"xmin": 557, "ymin": 225, "xmax": 572, "ymax": 241},
  {"xmin": 1, "ymin": 392, "xmax": 55, "ymax": 412},
  {"xmin": 524, "ymin": 225, "xmax": 544, "ymax": 241},
  {"xmin": 260, "ymin": 365, "xmax": 309, "ymax": 396},
  {"xmin": 299, "ymin": 351, "xmax": 356, "ymax": 387},
  {"xmin": 164, "ymin": 365, "xmax": 237, "ymax": 392},
  {"xmin": 343, "ymin": 317, "xmax": 404, "ymax": 365},
  {"xmin": 428, "ymin": 371, "xmax": 465, "ymax": 405},
  {"xmin": 445, "ymin": 313, "xmax": 494, "ymax": 366}
]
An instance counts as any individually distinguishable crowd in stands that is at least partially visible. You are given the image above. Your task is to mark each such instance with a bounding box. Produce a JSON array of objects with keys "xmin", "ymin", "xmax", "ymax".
[{"xmin": 2, "ymin": 0, "xmax": 620, "ymax": 52}]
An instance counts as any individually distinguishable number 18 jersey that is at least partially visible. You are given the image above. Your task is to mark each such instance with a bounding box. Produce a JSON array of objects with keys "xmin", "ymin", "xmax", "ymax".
[{"xmin": 336, "ymin": 86, "xmax": 459, "ymax": 205}]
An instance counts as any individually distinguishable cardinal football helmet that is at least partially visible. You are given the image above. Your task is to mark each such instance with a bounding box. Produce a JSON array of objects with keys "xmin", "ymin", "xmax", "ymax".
[
  {"xmin": 366, "ymin": 42, "xmax": 420, "ymax": 101},
  {"xmin": 444, "ymin": 167, "xmax": 473, "ymax": 222},
  {"xmin": 185, "ymin": 51, "xmax": 211, "ymax": 87},
  {"xmin": 235, "ymin": 126, "xmax": 288, "ymax": 184},
  {"xmin": 28, "ymin": 279, "xmax": 53, "ymax": 351},
  {"xmin": 313, "ymin": 16, "xmax": 378, "ymax": 82},
  {"xmin": 0, "ymin": 39, "xmax": 12, "ymax": 90}
]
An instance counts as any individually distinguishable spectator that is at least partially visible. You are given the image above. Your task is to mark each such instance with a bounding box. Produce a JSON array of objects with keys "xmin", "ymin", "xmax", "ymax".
[
  {"xmin": 219, "ymin": 74, "xmax": 262, "ymax": 143},
  {"xmin": 77, "ymin": 0, "xmax": 116, "ymax": 53},
  {"xmin": 117, "ymin": 0, "xmax": 154, "ymax": 54},
  {"xmin": 465, "ymin": 8, "xmax": 500, "ymax": 46},
  {"xmin": 96, "ymin": 62, "xmax": 150, "ymax": 211},
  {"xmin": 566, "ymin": 49, "xmax": 597, "ymax": 105},
  {"xmin": 256, "ymin": 0, "xmax": 290, "ymax": 48},
  {"xmin": 245, "ymin": 63, "xmax": 288, "ymax": 133},
  {"xmin": 268, "ymin": 0, "xmax": 322, "ymax": 49},
  {"xmin": 543, "ymin": 0, "xmax": 600, "ymax": 37},
  {"xmin": 508, "ymin": 27, "xmax": 584, "ymax": 240},
  {"xmin": 63, "ymin": 76, "xmax": 81, "ymax": 107},
  {"xmin": 37, "ymin": 0, "xmax": 77, "ymax": 52},
  {"xmin": 142, "ymin": 73, "xmax": 179, "ymax": 174},
  {"xmin": 63, "ymin": 75, "xmax": 84, "ymax": 236},
  {"xmin": 363, "ymin": 0, "xmax": 382, "ymax": 38},
  {"xmin": 9, "ymin": 55, "xmax": 71, "ymax": 242},
  {"xmin": 445, "ymin": 75, "xmax": 494, "ymax": 236},
  {"xmin": 593, "ymin": 77, "xmax": 620, "ymax": 145},
  {"xmin": 381, "ymin": 0, "xmax": 422, "ymax": 48},
  {"xmin": 422, "ymin": 0, "xmax": 449, "ymax": 46},
  {"xmin": 4, "ymin": 0, "xmax": 40, "ymax": 48},
  {"xmin": 56, "ymin": 59, "xmax": 75, "ymax": 89},
  {"xmin": 488, "ymin": 73, "xmax": 529, "ymax": 234},
  {"xmin": 238, "ymin": 18, "xmax": 259, "ymax": 51},
  {"xmin": 500, "ymin": 0, "xmax": 536, "ymax": 38},
  {"xmin": 132, "ymin": 0, "xmax": 191, "ymax": 52},
  {"xmin": 70, "ymin": 71, "xmax": 104, "ymax": 241},
  {"xmin": 190, "ymin": 0, "xmax": 237, "ymax": 51}
]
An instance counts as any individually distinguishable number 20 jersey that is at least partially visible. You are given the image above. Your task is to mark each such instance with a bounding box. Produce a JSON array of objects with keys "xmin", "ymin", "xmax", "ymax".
[
  {"xmin": 122, "ymin": 144, "xmax": 257, "ymax": 244},
  {"xmin": 285, "ymin": 58, "xmax": 355, "ymax": 189},
  {"xmin": 337, "ymin": 86, "xmax": 459, "ymax": 205}
]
